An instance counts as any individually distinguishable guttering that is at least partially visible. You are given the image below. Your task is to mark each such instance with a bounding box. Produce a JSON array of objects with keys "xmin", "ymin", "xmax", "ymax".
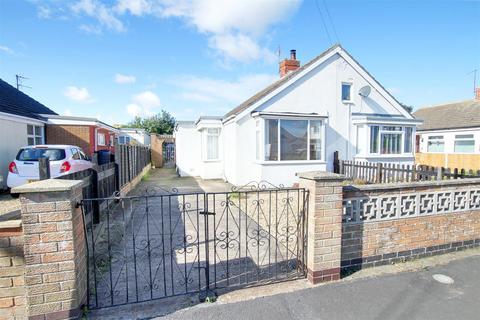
[
  {"xmin": 352, "ymin": 115, "xmax": 423, "ymax": 126},
  {"xmin": 251, "ymin": 111, "xmax": 328, "ymax": 118}
]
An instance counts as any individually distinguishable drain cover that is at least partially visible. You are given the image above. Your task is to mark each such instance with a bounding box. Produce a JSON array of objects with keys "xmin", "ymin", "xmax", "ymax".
[{"xmin": 432, "ymin": 274, "xmax": 454, "ymax": 284}]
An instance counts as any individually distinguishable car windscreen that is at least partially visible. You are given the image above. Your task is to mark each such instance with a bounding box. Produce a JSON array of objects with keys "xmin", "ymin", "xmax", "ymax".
[{"xmin": 16, "ymin": 148, "xmax": 66, "ymax": 161}]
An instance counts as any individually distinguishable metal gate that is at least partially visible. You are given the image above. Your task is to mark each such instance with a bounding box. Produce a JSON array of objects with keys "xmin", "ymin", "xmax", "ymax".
[
  {"xmin": 162, "ymin": 142, "xmax": 175, "ymax": 166},
  {"xmin": 81, "ymin": 183, "xmax": 308, "ymax": 309}
]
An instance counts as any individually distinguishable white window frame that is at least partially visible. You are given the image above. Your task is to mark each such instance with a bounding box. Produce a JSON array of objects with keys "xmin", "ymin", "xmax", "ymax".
[
  {"xmin": 260, "ymin": 117, "xmax": 326, "ymax": 163},
  {"xmin": 27, "ymin": 124, "xmax": 44, "ymax": 145},
  {"xmin": 204, "ymin": 128, "xmax": 220, "ymax": 161},
  {"xmin": 341, "ymin": 82, "xmax": 353, "ymax": 103},
  {"xmin": 454, "ymin": 134, "xmax": 475, "ymax": 154},
  {"xmin": 97, "ymin": 132, "xmax": 106, "ymax": 146},
  {"xmin": 368, "ymin": 125, "xmax": 414, "ymax": 155},
  {"xmin": 426, "ymin": 135, "xmax": 445, "ymax": 153}
]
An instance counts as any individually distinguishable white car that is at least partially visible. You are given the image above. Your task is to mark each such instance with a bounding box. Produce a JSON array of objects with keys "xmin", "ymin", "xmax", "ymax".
[{"xmin": 7, "ymin": 145, "xmax": 94, "ymax": 191}]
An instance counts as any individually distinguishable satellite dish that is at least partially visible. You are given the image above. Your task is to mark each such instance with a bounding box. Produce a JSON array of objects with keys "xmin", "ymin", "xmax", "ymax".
[{"xmin": 359, "ymin": 85, "xmax": 371, "ymax": 97}]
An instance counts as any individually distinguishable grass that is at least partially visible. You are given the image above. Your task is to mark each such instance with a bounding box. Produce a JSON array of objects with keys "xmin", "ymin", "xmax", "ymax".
[{"xmin": 141, "ymin": 171, "xmax": 151, "ymax": 181}]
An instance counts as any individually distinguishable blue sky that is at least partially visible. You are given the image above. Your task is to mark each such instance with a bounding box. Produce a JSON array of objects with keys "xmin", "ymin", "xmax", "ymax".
[{"xmin": 0, "ymin": 0, "xmax": 479, "ymax": 125}]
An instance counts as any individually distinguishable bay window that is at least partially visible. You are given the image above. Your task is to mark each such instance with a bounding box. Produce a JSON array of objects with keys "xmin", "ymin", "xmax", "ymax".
[
  {"xmin": 264, "ymin": 118, "xmax": 324, "ymax": 161},
  {"xmin": 369, "ymin": 125, "xmax": 413, "ymax": 155}
]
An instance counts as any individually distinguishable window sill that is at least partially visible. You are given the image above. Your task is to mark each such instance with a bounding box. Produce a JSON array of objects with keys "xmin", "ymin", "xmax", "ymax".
[
  {"xmin": 203, "ymin": 159, "xmax": 221, "ymax": 163},
  {"xmin": 255, "ymin": 160, "xmax": 326, "ymax": 165}
]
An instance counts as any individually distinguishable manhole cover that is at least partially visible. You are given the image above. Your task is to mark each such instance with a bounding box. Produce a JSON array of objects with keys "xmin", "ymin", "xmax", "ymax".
[{"xmin": 432, "ymin": 274, "xmax": 454, "ymax": 284}]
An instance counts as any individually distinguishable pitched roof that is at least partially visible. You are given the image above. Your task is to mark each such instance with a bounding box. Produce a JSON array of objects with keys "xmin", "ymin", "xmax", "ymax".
[
  {"xmin": 0, "ymin": 78, "xmax": 57, "ymax": 120},
  {"xmin": 224, "ymin": 44, "xmax": 411, "ymax": 120},
  {"xmin": 224, "ymin": 44, "xmax": 341, "ymax": 119},
  {"xmin": 413, "ymin": 99, "xmax": 480, "ymax": 131}
]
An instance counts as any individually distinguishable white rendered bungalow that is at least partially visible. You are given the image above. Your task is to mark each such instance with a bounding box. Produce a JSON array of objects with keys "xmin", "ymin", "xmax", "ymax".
[{"xmin": 175, "ymin": 44, "xmax": 421, "ymax": 186}]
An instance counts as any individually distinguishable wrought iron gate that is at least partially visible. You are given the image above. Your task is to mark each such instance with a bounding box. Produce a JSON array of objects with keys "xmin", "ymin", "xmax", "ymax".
[
  {"xmin": 81, "ymin": 183, "xmax": 308, "ymax": 309},
  {"xmin": 162, "ymin": 142, "xmax": 175, "ymax": 166}
]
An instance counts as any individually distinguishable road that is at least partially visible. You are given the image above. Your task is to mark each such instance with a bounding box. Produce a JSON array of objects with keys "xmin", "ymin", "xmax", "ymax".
[{"xmin": 160, "ymin": 254, "xmax": 480, "ymax": 320}]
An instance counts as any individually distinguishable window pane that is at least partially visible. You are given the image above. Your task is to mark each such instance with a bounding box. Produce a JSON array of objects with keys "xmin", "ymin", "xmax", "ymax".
[
  {"xmin": 280, "ymin": 120, "xmax": 308, "ymax": 160},
  {"xmin": 35, "ymin": 137, "xmax": 42, "ymax": 145},
  {"xmin": 207, "ymin": 128, "xmax": 220, "ymax": 135},
  {"xmin": 382, "ymin": 126, "xmax": 402, "ymax": 131},
  {"xmin": 27, "ymin": 137, "xmax": 34, "ymax": 145},
  {"xmin": 119, "ymin": 136, "xmax": 125, "ymax": 144},
  {"xmin": 264, "ymin": 119, "xmax": 278, "ymax": 161},
  {"xmin": 27, "ymin": 125, "xmax": 33, "ymax": 135},
  {"xmin": 309, "ymin": 120, "xmax": 322, "ymax": 160},
  {"xmin": 455, "ymin": 134, "xmax": 474, "ymax": 139},
  {"xmin": 342, "ymin": 84, "xmax": 351, "ymax": 101},
  {"xmin": 454, "ymin": 140, "xmax": 474, "ymax": 153},
  {"xmin": 207, "ymin": 135, "xmax": 219, "ymax": 160},
  {"xmin": 404, "ymin": 127, "xmax": 413, "ymax": 153},
  {"xmin": 370, "ymin": 126, "xmax": 379, "ymax": 153},
  {"xmin": 34, "ymin": 126, "xmax": 42, "ymax": 136},
  {"xmin": 427, "ymin": 136, "xmax": 444, "ymax": 152},
  {"xmin": 381, "ymin": 133, "xmax": 402, "ymax": 154}
]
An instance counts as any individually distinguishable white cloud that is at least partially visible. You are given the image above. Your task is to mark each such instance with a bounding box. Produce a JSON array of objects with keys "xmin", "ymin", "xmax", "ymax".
[
  {"xmin": 158, "ymin": 0, "xmax": 301, "ymax": 63},
  {"xmin": 71, "ymin": 0, "xmax": 125, "ymax": 32},
  {"xmin": 125, "ymin": 90, "xmax": 161, "ymax": 117},
  {"xmin": 37, "ymin": 5, "xmax": 52, "ymax": 19},
  {"xmin": 115, "ymin": 73, "xmax": 136, "ymax": 84},
  {"xmin": 0, "ymin": 45, "xmax": 15, "ymax": 55},
  {"xmin": 33, "ymin": 0, "xmax": 300, "ymax": 64},
  {"xmin": 116, "ymin": 0, "xmax": 153, "ymax": 16},
  {"xmin": 63, "ymin": 109, "xmax": 73, "ymax": 116},
  {"xmin": 63, "ymin": 86, "xmax": 93, "ymax": 102},
  {"xmin": 171, "ymin": 73, "xmax": 277, "ymax": 106}
]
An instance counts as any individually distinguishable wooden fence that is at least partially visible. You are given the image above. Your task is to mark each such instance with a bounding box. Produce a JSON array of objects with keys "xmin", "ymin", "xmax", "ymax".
[
  {"xmin": 334, "ymin": 159, "xmax": 480, "ymax": 184},
  {"xmin": 115, "ymin": 144, "xmax": 151, "ymax": 188},
  {"xmin": 56, "ymin": 162, "xmax": 117, "ymax": 224}
]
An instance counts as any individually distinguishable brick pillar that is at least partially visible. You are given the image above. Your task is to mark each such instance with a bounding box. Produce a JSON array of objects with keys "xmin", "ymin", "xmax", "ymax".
[
  {"xmin": 12, "ymin": 179, "xmax": 87, "ymax": 320},
  {"xmin": 297, "ymin": 171, "xmax": 345, "ymax": 284}
]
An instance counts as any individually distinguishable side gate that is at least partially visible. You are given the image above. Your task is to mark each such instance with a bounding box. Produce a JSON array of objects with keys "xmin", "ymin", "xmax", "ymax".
[{"xmin": 81, "ymin": 184, "xmax": 309, "ymax": 309}]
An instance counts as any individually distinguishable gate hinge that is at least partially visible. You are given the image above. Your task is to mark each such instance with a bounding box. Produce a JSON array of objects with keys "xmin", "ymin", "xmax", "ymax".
[{"xmin": 199, "ymin": 211, "xmax": 215, "ymax": 216}]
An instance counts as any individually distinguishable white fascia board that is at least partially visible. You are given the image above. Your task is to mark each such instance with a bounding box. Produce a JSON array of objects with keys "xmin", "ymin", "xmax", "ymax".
[
  {"xmin": 417, "ymin": 127, "xmax": 480, "ymax": 134},
  {"xmin": 352, "ymin": 116, "xmax": 423, "ymax": 126},
  {"xmin": 0, "ymin": 112, "xmax": 46, "ymax": 125},
  {"xmin": 338, "ymin": 48, "xmax": 413, "ymax": 119},
  {"xmin": 47, "ymin": 118, "xmax": 118, "ymax": 132},
  {"xmin": 234, "ymin": 47, "xmax": 343, "ymax": 122},
  {"xmin": 251, "ymin": 111, "xmax": 328, "ymax": 119}
]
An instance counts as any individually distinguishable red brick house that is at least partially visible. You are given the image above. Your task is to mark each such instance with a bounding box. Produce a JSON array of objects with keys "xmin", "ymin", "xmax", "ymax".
[{"xmin": 45, "ymin": 115, "xmax": 118, "ymax": 156}]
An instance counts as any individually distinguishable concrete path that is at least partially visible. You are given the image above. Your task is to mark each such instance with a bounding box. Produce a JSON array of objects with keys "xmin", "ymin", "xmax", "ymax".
[{"xmin": 160, "ymin": 252, "xmax": 480, "ymax": 320}]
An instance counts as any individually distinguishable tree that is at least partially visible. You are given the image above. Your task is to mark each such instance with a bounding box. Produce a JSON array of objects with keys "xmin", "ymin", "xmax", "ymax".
[
  {"xmin": 127, "ymin": 110, "xmax": 176, "ymax": 134},
  {"xmin": 400, "ymin": 102, "xmax": 414, "ymax": 113}
]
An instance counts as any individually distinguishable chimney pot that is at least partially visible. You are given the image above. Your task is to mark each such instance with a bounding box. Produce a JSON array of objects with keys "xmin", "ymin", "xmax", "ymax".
[{"xmin": 279, "ymin": 49, "xmax": 300, "ymax": 77}]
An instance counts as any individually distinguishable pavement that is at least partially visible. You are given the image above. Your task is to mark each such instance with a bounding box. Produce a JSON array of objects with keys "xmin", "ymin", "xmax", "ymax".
[
  {"xmin": 87, "ymin": 247, "xmax": 480, "ymax": 320},
  {"xmin": 159, "ymin": 252, "xmax": 480, "ymax": 320}
]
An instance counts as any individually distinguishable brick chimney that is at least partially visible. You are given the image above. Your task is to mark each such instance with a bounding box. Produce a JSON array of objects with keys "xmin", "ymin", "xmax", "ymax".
[
  {"xmin": 279, "ymin": 49, "xmax": 300, "ymax": 77},
  {"xmin": 476, "ymin": 87, "xmax": 480, "ymax": 100}
]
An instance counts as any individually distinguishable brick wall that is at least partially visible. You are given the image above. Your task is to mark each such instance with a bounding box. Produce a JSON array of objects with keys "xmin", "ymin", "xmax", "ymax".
[
  {"xmin": 15, "ymin": 180, "xmax": 87, "ymax": 319},
  {"xmin": 0, "ymin": 222, "xmax": 26, "ymax": 320},
  {"xmin": 341, "ymin": 180, "xmax": 480, "ymax": 271},
  {"xmin": 46, "ymin": 125, "xmax": 90, "ymax": 155}
]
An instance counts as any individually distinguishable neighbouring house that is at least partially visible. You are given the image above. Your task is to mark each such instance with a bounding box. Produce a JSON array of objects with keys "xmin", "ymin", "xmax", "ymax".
[
  {"xmin": 413, "ymin": 89, "xmax": 480, "ymax": 170},
  {"xmin": 45, "ymin": 115, "xmax": 118, "ymax": 157},
  {"xmin": 175, "ymin": 45, "xmax": 421, "ymax": 186},
  {"xmin": 0, "ymin": 78, "xmax": 58, "ymax": 189},
  {"xmin": 118, "ymin": 127, "xmax": 151, "ymax": 146}
]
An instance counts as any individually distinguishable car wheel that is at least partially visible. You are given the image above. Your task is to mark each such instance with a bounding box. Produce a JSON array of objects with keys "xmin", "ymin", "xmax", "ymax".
[{"xmin": 10, "ymin": 193, "xmax": 19, "ymax": 198}]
